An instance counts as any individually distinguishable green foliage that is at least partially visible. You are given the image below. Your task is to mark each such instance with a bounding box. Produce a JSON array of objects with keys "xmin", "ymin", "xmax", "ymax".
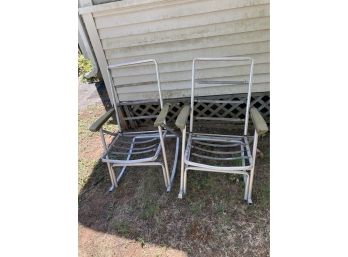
[{"xmin": 78, "ymin": 53, "xmax": 99, "ymax": 83}]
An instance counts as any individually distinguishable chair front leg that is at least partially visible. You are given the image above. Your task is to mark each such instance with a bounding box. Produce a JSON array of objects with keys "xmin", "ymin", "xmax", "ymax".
[
  {"xmin": 175, "ymin": 104, "xmax": 190, "ymax": 198},
  {"xmin": 99, "ymin": 129, "xmax": 117, "ymax": 191},
  {"xmin": 183, "ymin": 167, "xmax": 188, "ymax": 195},
  {"xmin": 106, "ymin": 163, "xmax": 117, "ymax": 192},
  {"xmin": 158, "ymin": 126, "xmax": 170, "ymax": 190},
  {"xmin": 167, "ymin": 135, "xmax": 180, "ymax": 192},
  {"xmin": 248, "ymin": 129, "xmax": 259, "ymax": 204}
]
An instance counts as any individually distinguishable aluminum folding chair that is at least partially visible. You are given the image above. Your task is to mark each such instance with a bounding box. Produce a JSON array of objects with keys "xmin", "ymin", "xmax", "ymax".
[
  {"xmin": 89, "ymin": 59, "xmax": 179, "ymax": 192},
  {"xmin": 175, "ymin": 57, "xmax": 268, "ymax": 203}
]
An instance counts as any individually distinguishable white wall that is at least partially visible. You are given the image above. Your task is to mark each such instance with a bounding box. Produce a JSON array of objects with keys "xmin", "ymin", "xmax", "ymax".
[{"xmin": 79, "ymin": 0, "xmax": 270, "ymax": 103}]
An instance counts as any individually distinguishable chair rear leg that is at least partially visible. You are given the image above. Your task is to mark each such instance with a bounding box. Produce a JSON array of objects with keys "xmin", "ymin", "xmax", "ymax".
[
  {"xmin": 160, "ymin": 163, "xmax": 169, "ymax": 189},
  {"xmin": 178, "ymin": 159, "xmax": 185, "ymax": 198},
  {"xmin": 247, "ymin": 168, "xmax": 255, "ymax": 204},
  {"xmin": 241, "ymin": 145, "xmax": 249, "ymax": 201},
  {"xmin": 183, "ymin": 167, "xmax": 188, "ymax": 195},
  {"xmin": 178, "ymin": 127, "xmax": 186, "ymax": 198},
  {"xmin": 244, "ymin": 173, "xmax": 250, "ymax": 201}
]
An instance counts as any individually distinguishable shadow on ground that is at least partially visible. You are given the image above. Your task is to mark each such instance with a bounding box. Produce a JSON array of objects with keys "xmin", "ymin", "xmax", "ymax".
[{"xmin": 78, "ymin": 118, "xmax": 270, "ymax": 257}]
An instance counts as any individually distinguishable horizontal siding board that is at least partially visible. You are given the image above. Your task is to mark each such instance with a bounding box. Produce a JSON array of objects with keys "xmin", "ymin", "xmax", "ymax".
[
  {"xmin": 112, "ymin": 63, "xmax": 269, "ymax": 85},
  {"xmin": 187, "ymin": 83, "xmax": 269, "ymax": 98},
  {"xmin": 92, "ymin": 0, "xmax": 270, "ymax": 17},
  {"xmin": 101, "ymin": 17, "xmax": 270, "ymax": 49},
  {"xmin": 80, "ymin": 0, "xmax": 175, "ymax": 15},
  {"xmin": 105, "ymin": 30, "xmax": 269, "ymax": 60},
  {"xmin": 93, "ymin": 0, "xmax": 269, "ymax": 27},
  {"xmin": 89, "ymin": 0, "xmax": 200, "ymax": 16},
  {"xmin": 98, "ymin": 4, "xmax": 269, "ymax": 39},
  {"xmin": 119, "ymin": 83, "xmax": 270, "ymax": 101},
  {"xmin": 110, "ymin": 52, "xmax": 269, "ymax": 77},
  {"xmin": 115, "ymin": 73, "xmax": 270, "ymax": 94},
  {"xmin": 107, "ymin": 41, "xmax": 269, "ymax": 66}
]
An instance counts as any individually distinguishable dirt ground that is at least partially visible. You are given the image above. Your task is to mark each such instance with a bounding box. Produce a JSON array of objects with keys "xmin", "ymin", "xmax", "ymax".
[{"xmin": 78, "ymin": 103, "xmax": 270, "ymax": 257}]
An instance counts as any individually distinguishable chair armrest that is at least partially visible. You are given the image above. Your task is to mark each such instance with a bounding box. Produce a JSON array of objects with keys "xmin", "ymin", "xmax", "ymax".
[
  {"xmin": 175, "ymin": 105, "xmax": 191, "ymax": 130},
  {"xmin": 89, "ymin": 108, "xmax": 115, "ymax": 132},
  {"xmin": 250, "ymin": 107, "xmax": 268, "ymax": 136},
  {"xmin": 154, "ymin": 103, "xmax": 171, "ymax": 127}
]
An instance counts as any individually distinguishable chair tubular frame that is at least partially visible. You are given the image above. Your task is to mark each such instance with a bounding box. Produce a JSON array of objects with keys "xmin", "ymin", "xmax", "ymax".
[
  {"xmin": 176, "ymin": 57, "xmax": 268, "ymax": 203},
  {"xmin": 90, "ymin": 59, "xmax": 179, "ymax": 192}
]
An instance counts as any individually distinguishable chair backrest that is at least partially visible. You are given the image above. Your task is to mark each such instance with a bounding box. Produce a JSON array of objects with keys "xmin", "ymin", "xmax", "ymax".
[
  {"xmin": 106, "ymin": 59, "xmax": 163, "ymax": 131},
  {"xmin": 190, "ymin": 57, "xmax": 254, "ymax": 136}
]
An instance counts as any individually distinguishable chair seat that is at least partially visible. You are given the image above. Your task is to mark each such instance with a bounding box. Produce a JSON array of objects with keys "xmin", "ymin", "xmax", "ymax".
[
  {"xmin": 184, "ymin": 133, "xmax": 253, "ymax": 171},
  {"xmin": 101, "ymin": 130, "xmax": 164, "ymax": 165}
]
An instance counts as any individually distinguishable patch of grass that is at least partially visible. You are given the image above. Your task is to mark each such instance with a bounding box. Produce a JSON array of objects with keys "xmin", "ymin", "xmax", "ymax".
[
  {"xmin": 188, "ymin": 172, "xmax": 212, "ymax": 193},
  {"xmin": 226, "ymin": 173, "xmax": 242, "ymax": 184},
  {"xmin": 256, "ymin": 181, "xmax": 270, "ymax": 208},
  {"xmin": 189, "ymin": 201, "xmax": 203, "ymax": 216},
  {"xmin": 139, "ymin": 199, "xmax": 160, "ymax": 220},
  {"xmin": 232, "ymin": 158, "xmax": 243, "ymax": 166},
  {"xmin": 112, "ymin": 220, "xmax": 130, "ymax": 235},
  {"xmin": 104, "ymin": 120, "xmax": 117, "ymax": 131},
  {"xmin": 78, "ymin": 104, "xmax": 103, "ymax": 140},
  {"xmin": 213, "ymin": 200, "xmax": 227, "ymax": 215},
  {"xmin": 78, "ymin": 159, "xmax": 100, "ymax": 186},
  {"xmin": 132, "ymin": 167, "xmax": 163, "ymax": 220}
]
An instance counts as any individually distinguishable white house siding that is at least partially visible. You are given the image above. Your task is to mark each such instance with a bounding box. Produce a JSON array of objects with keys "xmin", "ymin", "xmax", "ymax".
[{"xmin": 79, "ymin": 0, "xmax": 270, "ymax": 103}]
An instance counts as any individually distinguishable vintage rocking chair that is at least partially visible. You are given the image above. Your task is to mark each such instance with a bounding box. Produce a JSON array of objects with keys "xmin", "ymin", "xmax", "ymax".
[
  {"xmin": 175, "ymin": 57, "xmax": 268, "ymax": 203},
  {"xmin": 89, "ymin": 59, "xmax": 179, "ymax": 192}
]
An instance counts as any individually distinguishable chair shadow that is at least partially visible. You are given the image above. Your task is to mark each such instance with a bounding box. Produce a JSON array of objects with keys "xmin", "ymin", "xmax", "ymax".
[{"xmin": 78, "ymin": 131, "xmax": 270, "ymax": 257}]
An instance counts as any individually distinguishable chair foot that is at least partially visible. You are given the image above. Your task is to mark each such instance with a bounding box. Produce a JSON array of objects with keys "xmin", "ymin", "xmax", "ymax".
[
  {"xmin": 178, "ymin": 191, "xmax": 184, "ymax": 199},
  {"xmin": 247, "ymin": 198, "xmax": 253, "ymax": 205},
  {"xmin": 108, "ymin": 184, "xmax": 116, "ymax": 192}
]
